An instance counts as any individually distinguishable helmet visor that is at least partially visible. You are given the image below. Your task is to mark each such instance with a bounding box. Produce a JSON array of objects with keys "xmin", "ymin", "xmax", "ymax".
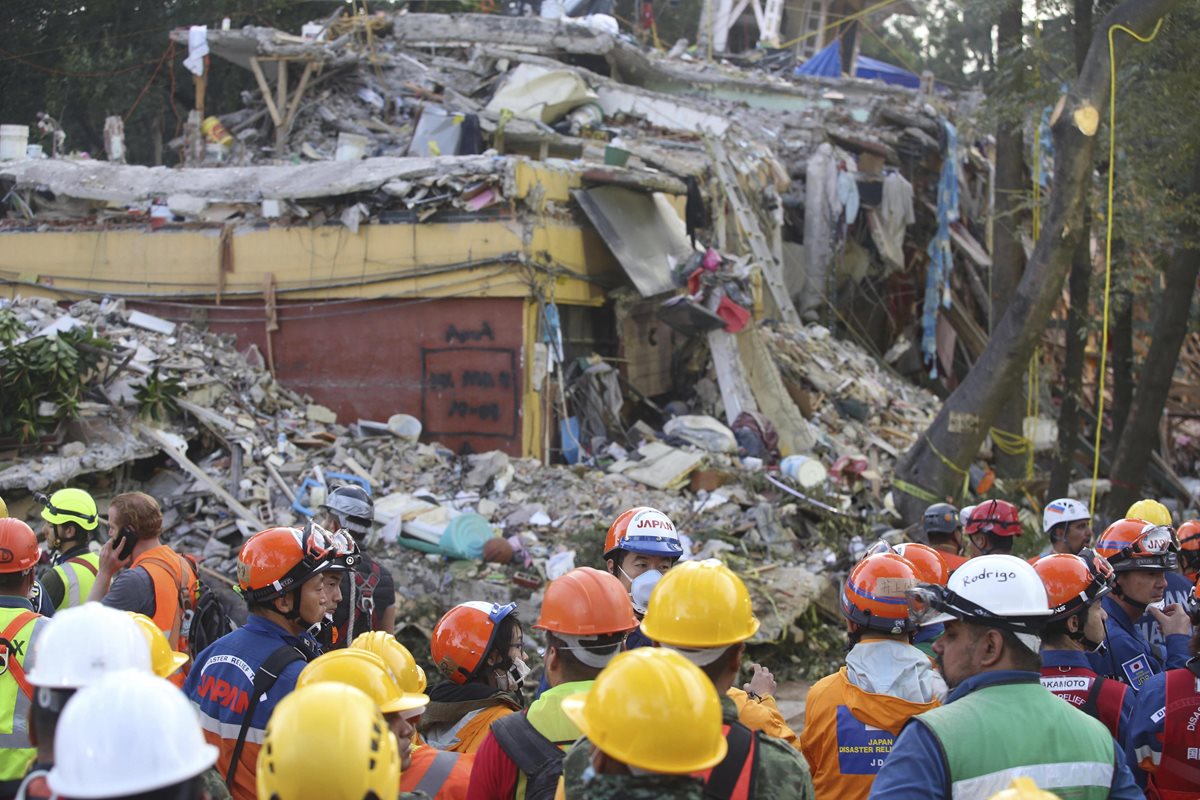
[
  {"xmin": 864, "ymin": 539, "xmax": 895, "ymax": 558},
  {"xmin": 906, "ymin": 585, "xmax": 1048, "ymax": 634},
  {"xmin": 906, "ymin": 585, "xmax": 955, "ymax": 627}
]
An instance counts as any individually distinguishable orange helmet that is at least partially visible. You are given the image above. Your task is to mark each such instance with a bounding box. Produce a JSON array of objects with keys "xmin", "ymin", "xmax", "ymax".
[
  {"xmin": 1095, "ymin": 518, "xmax": 1178, "ymax": 572},
  {"xmin": 534, "ymin": 567, "xmax": 638, "ymax": 636},
  {"xmin": 965, "ymin": 500, "xmax": 1022, "ymax": 538},
  {"xmin": 0, "ymin": 519, "xmax": 40, "ymax": 574},
  {"xmin": 893, "ymin": 543, "xmax": 949, "ymax": 586},
  {"xmin": 431, "ymin": 601, "xmax": 517, "ymax": 685},
  {"xmin": 1034, "ymin": 550, "xmax": 1113, "ymax": 619},
  {"xmin": 840, "ymin": 553, "xmax": 920, "ymax": 634},
  {"xmin": 237, "ymin": 526, "xmax": 333, "ymax": 604},
  {"xmin": 603, "ymin": 507, "xmax": 683, "ymax": 561},
  {"xmin": 1177, "ymin": 520, "xmax": 1200, "ymax": 581}
]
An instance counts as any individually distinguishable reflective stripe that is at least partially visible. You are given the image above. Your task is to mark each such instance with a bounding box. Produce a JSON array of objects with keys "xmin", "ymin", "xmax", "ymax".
[
  {"xmin": 61, "ymin": 564, "xmax": 82, "ymax": 607},
  {"xmin": 195, "ymin": 711, "xmax": 267, "ymax": 746},
  {"xmin": 951, "ymin": 762, "xmax": 1115, "ymax": 800},
  {"xmin": 414, "ymin": 750, "xmax": 459, "ymax": 795},
  {"xmin": 0, "ymin": 690, "xmax": 31, "ymax": 748},
  {"xmin": 1134, "ymin": 744, "xmax": 1161, "ymax": 766}
]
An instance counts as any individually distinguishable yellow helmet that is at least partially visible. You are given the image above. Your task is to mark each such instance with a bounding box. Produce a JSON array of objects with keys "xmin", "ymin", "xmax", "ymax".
[
  {"xmin": 560, "ymin": 648, "xmax": 727, "ymax": 774},
  {"xmin": 639, "ymin": 558, "xmax": 760, "ymax": 648},
  {"xmin": 0, "ymin": 496, "xmax": 7, "ymax": 518},
  {"xmin": 257, "ymin": 683, "xmax": 400, "ymax": 800},
  {"xmin": 1127, "ymin": 499, "xmax": 1172, "ymax": 528},
  {"xmin": 298, "ymin": 649, "xmax": 428, "ymax": 715},
  {"xmin": 350, "ymin": 631, "xmax": 427, "ymax": 693},
  {"xmin": 988, "ymin": 777, "xmax": 1060, "ymax": 799},
  {"xmin": 38, "ymin": 488, "xmax": 99, "ymax": 531},
  {"xmin": 126, "ymin": 612, "xmax": 189, "ymax": 679}
]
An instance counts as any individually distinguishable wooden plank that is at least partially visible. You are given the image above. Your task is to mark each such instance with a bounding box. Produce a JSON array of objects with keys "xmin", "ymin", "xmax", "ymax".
[
  {"xmin": 707, "ymin": 329, "xmax": 759, "ymax": 424},
  {"xmin": 137, "ymin": 424, "xmax": 265, "ymax": 530},
  {"xmin": 736, "ymin": 326, "xmax": 815, "ymax": 455},
  {"xmin": 284, "ymin": 60, "xmax": 316, "ymax": 132},
  {"xmin": 275, "ymin": 59, "xmax": 289, "ymax": 153},
  {"xmin": 249, "ymin": 58, "xmax": 283, "ymax": 127}
]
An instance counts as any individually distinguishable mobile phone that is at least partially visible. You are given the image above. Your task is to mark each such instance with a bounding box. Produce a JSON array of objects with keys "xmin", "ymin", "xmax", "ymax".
[{"xmin": 113, "ymin": 527, "xmax": 136, "ymax": 560}]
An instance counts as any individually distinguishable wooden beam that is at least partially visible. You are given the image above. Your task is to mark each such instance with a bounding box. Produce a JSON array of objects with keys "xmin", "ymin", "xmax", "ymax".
[
  {"xmin": 275, "ymin": 59, "xmax": 289, "ymax": 153},
  {"xmin": 283, "ymin": 60, "xmax": 316, "ymax": 132},
  {"xmin": 249, "ymin": 58, "xmax": 283, "ymax": 127}
]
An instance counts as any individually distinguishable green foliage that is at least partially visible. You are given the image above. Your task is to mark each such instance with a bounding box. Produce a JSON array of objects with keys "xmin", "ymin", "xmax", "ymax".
[
  {"xmin": 135, "ymin": 367, "xmax": 184, "ymax": 422},
  {"xmin": 0, "ymin": 309, "xmax": 29, "ymax": 346},
  {"xmin": 0, "ymin": 326, "xmax": 112, "ymax": 442}
]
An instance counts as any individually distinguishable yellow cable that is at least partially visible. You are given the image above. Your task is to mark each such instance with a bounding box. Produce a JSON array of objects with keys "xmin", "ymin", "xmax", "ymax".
[
  {"xmin": 1089, "ymin": 18, "xmax": 1166, "ymax": 518},
  {"xmin": 780, "ymin": 0, "xmax": 900, "ymax": 51}
]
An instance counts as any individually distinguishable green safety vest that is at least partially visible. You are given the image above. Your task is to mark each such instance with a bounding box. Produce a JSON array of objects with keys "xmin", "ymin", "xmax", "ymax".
[
  {"xmin": 51, "ymin": 552, "xmax": 99, "ymax": 610},
  {"xmin": 919, "ymin": 679, "xmax": 1115, "ymax": 800},
  {"xmin": 514, "ymin": 680, "xmax": 592, "ymax": 800},
  {"xmin": 0, "ymin": 606, "xmax": 46, "ymax": 782}
]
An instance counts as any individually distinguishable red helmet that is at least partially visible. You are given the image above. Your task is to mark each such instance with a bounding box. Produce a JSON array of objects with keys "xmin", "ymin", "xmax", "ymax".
[
  {"xmin": 1034, "ymin": 550, "xmax": 1113, "ymax": 619},
  {"xmin": 534, "ymin": 568, "xmax": 638, "ymax": 636},
  {"xmin": 237, "ymin": 526, "xmax": 333, "ymax": 603},
  {"xmin": 1095, "ymin": 519, "xmax": 1178, "ymax": 572},
  {"xmin": 893, "ymin": 543, "xmax": 949, "ymax": 586},
  {"xmin": 840, "ymin": 553, "xmax": 920, "ymax": 634},
  {"xmin": 0, "ymin": 519, "xmax": 40, "ymax": 574},
  {"xmin": 1177, "ymin": 520, "xmax": 1200, "ymax": 581},
  {"xmin": 965, "ymin": 500, "xmax": 1022, "ymax": 538},
  {"xmin": 431, "ymin": 601, "xmax": 517, "ymax": 685},
  {"xmin": 603, "ymin": 507, "xmax": 683, "ymax": 561}
]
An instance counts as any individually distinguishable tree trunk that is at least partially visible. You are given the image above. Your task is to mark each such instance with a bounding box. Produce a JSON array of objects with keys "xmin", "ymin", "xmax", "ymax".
[
  {"xmin": 1047, "ymin": 0, "xmax": 1096, "ymax": 500},
  {"xmin": 992, "ymin": 0, "xmax": 1029, "ymax": 478},
  {"xmin": 1110, "ymin": 288, "xmax": 1135, "ymax": 451},
  {"xmin": 1105, "ymin": 156, "xmax": 1200, "ymax": 516},
  {"xmin": 892, "ymin": 0, "xmax": 1186, "ymax": 524}
]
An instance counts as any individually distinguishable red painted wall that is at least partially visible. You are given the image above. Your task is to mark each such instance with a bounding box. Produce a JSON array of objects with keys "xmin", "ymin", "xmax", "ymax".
[{"xmin": 131, "ymin": 297, "xmax": 525, "ymax": 456}]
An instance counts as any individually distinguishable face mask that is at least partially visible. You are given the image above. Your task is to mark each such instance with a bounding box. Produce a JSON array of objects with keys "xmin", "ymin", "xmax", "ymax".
[
  {"xmin": 509, "ymin": 657, "xmax": 532, "ymax": 686},
  {"xmin": 627, "ymin": 569, "xmax": 664, "ymax": 615}
]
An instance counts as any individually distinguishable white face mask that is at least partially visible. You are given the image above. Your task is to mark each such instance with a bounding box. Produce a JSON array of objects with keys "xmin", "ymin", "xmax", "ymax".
[
  {"xmin": 497, "ymin": 657, "xmax": 531, "ymax": 692},
  {"xmin": 627, "ymin": 569, "xmax": 664, "ymax": 615}
]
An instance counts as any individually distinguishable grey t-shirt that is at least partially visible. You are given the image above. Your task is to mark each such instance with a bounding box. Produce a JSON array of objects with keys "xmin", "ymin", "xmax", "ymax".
[{"xmin": 101, "ymin": 566, "xmax": 156, "ymax": 616}]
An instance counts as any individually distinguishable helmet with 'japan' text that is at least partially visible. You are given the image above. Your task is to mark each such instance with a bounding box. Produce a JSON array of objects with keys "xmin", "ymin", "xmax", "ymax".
[{"xmin": 603, "ymin": 507, "xmax": 683, "ymax": 561}]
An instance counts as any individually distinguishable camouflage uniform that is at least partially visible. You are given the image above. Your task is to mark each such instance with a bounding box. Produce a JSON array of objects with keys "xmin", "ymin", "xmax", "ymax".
[
  {"xmin": 200, "ymin": 768, "xmax": 233, "ymax": 800},
  {"xmin": 559, "ymin": 698, "xmax": 813, "ymax": 799}
]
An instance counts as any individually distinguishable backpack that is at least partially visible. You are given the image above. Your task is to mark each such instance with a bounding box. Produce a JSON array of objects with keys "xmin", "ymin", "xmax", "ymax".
[{"xmin": 490, "ymin": 712, "xmax": 566, "ymax": 800}]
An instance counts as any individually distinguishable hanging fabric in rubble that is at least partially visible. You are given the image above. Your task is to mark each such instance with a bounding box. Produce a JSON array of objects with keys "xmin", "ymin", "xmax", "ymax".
[{"xmin": 922, "ymin": 118, "xmax": 959, "ymax": 377}]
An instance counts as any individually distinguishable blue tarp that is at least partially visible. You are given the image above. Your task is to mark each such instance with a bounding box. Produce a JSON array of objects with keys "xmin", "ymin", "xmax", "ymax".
[{"xmin": 795, "ymin": 39, "xmax": 921, "ymax": 90}]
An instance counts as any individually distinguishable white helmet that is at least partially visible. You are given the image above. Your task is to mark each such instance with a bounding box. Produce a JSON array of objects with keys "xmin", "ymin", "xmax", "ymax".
[
  {"xmin": 908, "ymin": 554, "xmax": 1051, "ymax": 652},
  {"xmin": 48, "ymin": 670, "xmax": 218, "ymax": 799},
  {"xmin": 26, "ymin": 602, "xmax": 152, "ymax": 688},
  {"xmin": 959, "ymin": 505, "xmax": 977, "ymax": 529},
  {"xmin": 1042, "ymin": 498, "xmax": 1090, "ymax": 536}
]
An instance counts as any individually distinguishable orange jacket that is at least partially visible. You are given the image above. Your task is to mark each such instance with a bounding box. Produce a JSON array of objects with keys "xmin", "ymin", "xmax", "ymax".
[
  {"xmin": 800, "ymin": 667, "xmax": 940, "ymax": 800},
  {"xmin": 401, "ymin": 746, "xmax": 474, "ymax": 799},
  {"xmin": 727, "ymin": 687, "xmax": 800, "ymax": 750}
]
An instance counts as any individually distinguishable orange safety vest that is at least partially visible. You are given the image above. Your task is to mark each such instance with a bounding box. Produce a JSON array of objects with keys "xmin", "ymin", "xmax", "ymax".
[
  {"xmin": 132, "ymin": 545, "xmax": 198, "ymax": 687},
  {"xmin": 400, "ymin": 747, "xmax": 474, "ymax": 799}
]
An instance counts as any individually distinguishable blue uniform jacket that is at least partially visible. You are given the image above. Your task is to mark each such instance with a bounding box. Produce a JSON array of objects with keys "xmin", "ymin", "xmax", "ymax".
[
  {"xmin": 1123, "ymin": 660, "xmax": 1200, "ymax": 791},
  {"xmin": 1041, "ymin": 649, "xmax": 1133, "ymax": 748},
  {"xmin": 1134, "ymin": 571, "xmax": 1193, "ymax": 653},
  {"xmin": 867, "ymin": 670, "xmax": 1141, "ymax": 800},
  {"xmin": 1088, "ymin": 595, "xmax": 1189, "ymax": 691}
]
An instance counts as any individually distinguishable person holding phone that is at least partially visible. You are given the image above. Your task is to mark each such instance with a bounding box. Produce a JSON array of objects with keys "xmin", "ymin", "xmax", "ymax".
[{"xmin": 87, "ymin": 492, "xmax": 198, "ymax": 686}]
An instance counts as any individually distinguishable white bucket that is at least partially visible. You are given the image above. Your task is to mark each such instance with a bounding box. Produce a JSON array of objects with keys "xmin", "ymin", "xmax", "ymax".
[
  {"xmin": 780, "ymin": 454, "xmax": 828, "ymax": 489},
  {"xmin": 0, "ymin": 125, "xmax": 30, "ymax": 161},
  {"xmin": 335, "ymin": 132, "xmax": 368, "ymax": 162}
]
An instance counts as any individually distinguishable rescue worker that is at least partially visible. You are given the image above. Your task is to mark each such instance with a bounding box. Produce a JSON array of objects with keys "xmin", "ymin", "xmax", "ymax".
[
  {"xmin": 558, "ymin": 648, "xmax": 728, "ymax": 799},
  {"xmin": 351, "ymin": 631, "xmax": 473, "ymax": 799},
  {"xmin": 1125, "ymin": 593, "xmax": 1200, "ymax": 795},
  {"xmin": 466, "ymin": 567, "xmax": 637, "ymax": 800},
  {"xmin": 893, "ymin": 542, "xmax": 950, "ymax": 658},
  {"xmin": 1177, "ymin": 519, "xmax": 1200, "ymax": 584},
  {"xmin": 1034, "ymin": 551, "xmax": 1133, "ymax": 747},
  {"xmin": 185, "ymin": 526, "xmax": 336, "ymax": 800},
  {"xmin": 296, "ymin": 648, "xmax": 430, "ymax": 789},
  {"xmin": 256, "ymin": 682, "xmax": 419, "ymax": 800},
  {"xmin": 921, "ymin": 503, "xmax": 968, "ymax": 572},
  {"xmin": 36, "ymin": 488, "xmax": 100, "ymax": 612},
  {"xmin": 0, "ymin": 519, "xmax": 49, "ymax": 800},
  {"xmin": 422, "ymin": 601, "xmax": 527, "ymax": 754},
  {"xmin": 87, "ymin": 491, "xmax": 198, "ymax": 684},
  {"xmin": 316, "ymin": 485, "xmax": 397, "ymax": 648},
  {"xmin": 17, "ymin": 603, "xmax": 154, "ymax": 800},
  {"xmin": 1040, "ymin": 497, "xmax": 1092, "ymax": 556},
  {"xmin": 869, "ymin": 554, "xmax": 1142, "ymax": 799},
  {"xmin": 1125, "ymin": 500, "xmax": 1195, "ymax": 658},
  {"xmin": 602, "ymin": 506, "xmax": 683, "ymax": 650},
  {"xmin": 46, "ymin": 671, "xmax": 219, "ymax": 800},
  {"xmin": 1091, "ymin": 518, "xmax": 1191, "ymax": 689},
  {"xmin": 802, "ymin": 552, "xmax": 944, "ymax": 799},
  {"xmin": 639, "ymin": 559, "xmax": 815, "ymax": 799},
  {"xmin": 963, "ymin": 499, "xmax": 1022, "ymax": 557}
]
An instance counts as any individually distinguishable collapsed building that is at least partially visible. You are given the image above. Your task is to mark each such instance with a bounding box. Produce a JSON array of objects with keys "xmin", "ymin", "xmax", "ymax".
[{"xmin": 0, "ymin": 11, "xmax": 992, "ymax": 678}]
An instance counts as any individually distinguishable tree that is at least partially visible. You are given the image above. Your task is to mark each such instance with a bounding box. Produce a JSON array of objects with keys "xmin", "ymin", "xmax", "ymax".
[{"xmin": 892, "ymin": 0, "xmax": 1187, "ymax": 523}]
